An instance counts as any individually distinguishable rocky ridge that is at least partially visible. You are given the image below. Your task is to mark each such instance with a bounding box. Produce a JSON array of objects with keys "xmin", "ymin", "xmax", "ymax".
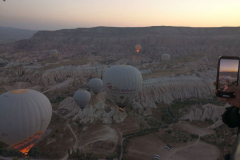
[
  {"xmin": 136, "ymin": 75, "xmax": 213, "ymax": 105},
  {"xmin": 57, "ymin": 93, "xmax": 127, "ymax": 124},
  {"xmin": 181, "ymin": 103, "xmax": 230, "ymax": 129},
  {"xmin": 2, "ymin": 27, "xmax": 240, "ymax": 61}
]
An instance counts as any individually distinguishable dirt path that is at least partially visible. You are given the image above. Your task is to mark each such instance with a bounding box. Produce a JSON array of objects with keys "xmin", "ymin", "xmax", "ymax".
[
  {"xmin": 119, "ymin": 137, "xmax": 125, "ymax": 160},
  {"xmin": 52, "ymin": 111, "xmax": 78, "ymax": 160},
  {"xmin": 160, "ymin": 121, "xmax": 220, "ymax": 160},
  {"xmin": 173, "ymin": 121, "xmax": 215, "ymax": 136},
  {"xmin": 78, "ymin": 125, "xmax": 118, "ymax": 154},
  {"xmin": 159, "ymin": 138, "xmax": 220, "ymax": 160},
  {"xmin": 125, "ymin": 120, "xmax": 221, "ymax": 160}
]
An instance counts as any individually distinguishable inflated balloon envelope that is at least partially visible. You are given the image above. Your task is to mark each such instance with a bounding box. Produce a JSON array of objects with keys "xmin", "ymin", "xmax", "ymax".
[
  {"xmin": 103, "ymin": 65, "xmax": 143, "ymax": 111},
  {"xmin": 49, "ymin": 49, "xmax": 58, "ymax": 57},
  {"xmin": 73, "ymin": 90, "xmax": 91, "ymax": 110},
  {"xmin": 88, "ymin": 78, "xmax": 103, "ymax": 94},
  {"xmin": 0, "ymin": 89, "xmax": 52, "ymax": 156},
  {"xmin": 161, "ymin": 54, "xmax": 171, "ymax": 61}
]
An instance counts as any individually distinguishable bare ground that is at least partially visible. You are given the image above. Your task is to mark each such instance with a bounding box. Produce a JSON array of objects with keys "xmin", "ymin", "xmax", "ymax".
[
  {"xmin": 173, "ymin": 121, "xmax": 215, "ymax": 136},
  {"xmin": 126, "ymin": 121, "xmax": 221, "ymax": 160},
  {"xmin": 77, "ymin": 124, "xmax": 118, "ymax": 156},
  {"xmin": 112, "ymin": 115, "xmax": 140, "ymax": 135}
]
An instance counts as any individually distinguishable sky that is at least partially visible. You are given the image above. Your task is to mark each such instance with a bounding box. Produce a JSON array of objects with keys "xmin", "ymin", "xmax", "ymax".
[
  {"xmin": 220, "ymin": 59, "xmax": 239, "ymax": 72},
  {"xmin": 0, "ymin": 0, "xmax": 240, "ymax": 31}
]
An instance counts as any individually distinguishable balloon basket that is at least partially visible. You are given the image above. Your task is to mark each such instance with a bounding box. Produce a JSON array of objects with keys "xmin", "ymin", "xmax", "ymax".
[
  {"xmin": 118, "ymin": 107, "xmax": 125, "ymax": 112},
  {"xmin": 21, "ymin": 153, "xmax": 29, "ymax": 159}
]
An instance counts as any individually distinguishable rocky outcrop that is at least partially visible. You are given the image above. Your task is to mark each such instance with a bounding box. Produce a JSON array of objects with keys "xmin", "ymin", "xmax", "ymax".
[
  {"xmin": 140, "ymin": 69, "xmax": 152, "ymax": 74},
  {"xmin": 181, "ymin": 103, "xmax": 230, "ymax": 129},
  {"xmin": 57, "ymin": 93, "xmax": 127, "ymax": 124},
  {"xmin": 136, "ymin": 75, "xmax": 213, "ymax": 105},
  {"xmin": 3, "ymin": 27, "xmax": 240, "ymax": 61}
]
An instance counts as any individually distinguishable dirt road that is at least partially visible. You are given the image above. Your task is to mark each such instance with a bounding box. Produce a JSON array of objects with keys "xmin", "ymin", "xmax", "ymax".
[
  {"xmin": 52, "ymin": 111, "xmax": 78, "ymax": 160},
  {"xmin": 126, "ymin": 121, "xmax": 221, "ymax": 160},
  {"xmin": 159, "ymin": 137, "xmax": 220, "ymax": 160}
]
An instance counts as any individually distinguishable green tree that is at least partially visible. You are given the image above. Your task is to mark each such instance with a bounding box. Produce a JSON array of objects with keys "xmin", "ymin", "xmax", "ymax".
[{"xmin": 68, "ymin": 149, "xmax": 70, "ymax": 157}]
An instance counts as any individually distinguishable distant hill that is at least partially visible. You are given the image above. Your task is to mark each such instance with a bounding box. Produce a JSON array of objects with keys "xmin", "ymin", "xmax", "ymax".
[
  {"xmin": 0, "ymin": 26, "xmax": 38, "ymax": 43},
  {"xmin": 5, "ymin": 26, "xmax": 240, "ymax": 59}
]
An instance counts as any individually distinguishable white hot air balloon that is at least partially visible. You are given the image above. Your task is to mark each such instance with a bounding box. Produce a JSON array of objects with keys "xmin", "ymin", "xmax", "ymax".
[
  {"xmin": 0, "ymin": 89, "xmax": 52, "ymax": 156},
  {"xmin": 103, "ymin": 65, "xmax": 142, "ymax": 111},
  {"xmin": 161, "ymin": 54, "xmax": 171, "ymax": 61},
  {"xmin": 88, "ymin": 78, "xmax": 103, "ymax": 94},
  {"xmin": 49, "ymin": 49, "xmax": 58, "ymax": 57},
  {"xmin": 73, "ymin": 90, "xmax": 91, "ymax": 110}
]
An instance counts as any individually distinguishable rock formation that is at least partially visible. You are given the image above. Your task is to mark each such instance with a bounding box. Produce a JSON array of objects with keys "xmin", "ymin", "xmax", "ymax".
[
  {"xmin": 181, "ymin": 103, "xmax": 230, "ymax": 129},
  {"xmin": 57, "ymin": 93, "xmax": 127, "ymax": 124},
  {"xmin": 136, "ymin": 75, "xmax": 213, "ymax": 105}
]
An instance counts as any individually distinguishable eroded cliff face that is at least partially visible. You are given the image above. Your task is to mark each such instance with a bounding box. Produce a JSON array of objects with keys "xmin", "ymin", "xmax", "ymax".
[
  {"xmin": 3, "ymin": 27, "xmax": 240, "ymax": 61},
  {"xmin": 57, "ymin": 93, "xmax": 127, "ymax": 124},
  {"xmin": 136, "ymin": 75, "xmax": 213, "ymax": 105},
  {"xmin": 181, "ymin": 103, "xmax": 230, "ymax": 129},
  {"xmin": 1, "ymin": 26, "xmax": 236, "ymax": 125},
  {"xmin": 54, "ymin": 72, "xmax": 216, "ymax": 123}
]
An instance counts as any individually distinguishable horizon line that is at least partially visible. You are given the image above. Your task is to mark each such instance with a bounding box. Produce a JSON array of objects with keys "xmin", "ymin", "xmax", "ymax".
[{"xmin": 1, "ymin": 25, "xmax": 240, "ymax": 31}]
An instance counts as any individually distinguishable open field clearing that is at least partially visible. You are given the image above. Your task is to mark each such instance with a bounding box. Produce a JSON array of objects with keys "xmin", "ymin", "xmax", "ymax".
[
  {"xmin": 126, "ymin": 126, "xmax": 221, "ymax": 160},
  {"xmin": 113, "ymin": 115, "xmax": 140, "ymax": 135},
  {"xmin": 173, "ymin": 121, "xmax": 215, "ymax": 136},
  {"xmin": 76, "ymin": 124, "xmax": 118, "ymax": 157}
]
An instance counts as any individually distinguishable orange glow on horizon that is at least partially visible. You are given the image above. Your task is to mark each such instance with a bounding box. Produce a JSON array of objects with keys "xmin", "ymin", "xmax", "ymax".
[
  {"xmin": 220, "ymin": 70, "xmax": 238, "ymax": 72},
  {"xmin": 1, "ymin": 0, "xmax": 240, "ymax": 30}
]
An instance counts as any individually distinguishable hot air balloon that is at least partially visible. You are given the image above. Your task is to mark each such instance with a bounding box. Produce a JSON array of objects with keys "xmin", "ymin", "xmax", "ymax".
[
  {"xmin": 88, "ymin": 78, "xmax": 103, "ymax": 94},
  {"xmin": 161, "ymin": 54, "xmax": 171, "ymax": 61},
  {"xmin": 103, "ymin": 65, "xmax": 142, "ymax": 111},
  {"xmin": 73, "ymin": 90, "xmax": 91, "ymax": 110},
  {"xmin": 135, "ymin": 44, "xmax": 141, "ymax": 53},
  {"xmin": 49, "ymin": 49, "xmax": 58, "ymax": 57},
  {"xmin": 0, "ymin": 89, "xmax": 52, "ymax": 156}
]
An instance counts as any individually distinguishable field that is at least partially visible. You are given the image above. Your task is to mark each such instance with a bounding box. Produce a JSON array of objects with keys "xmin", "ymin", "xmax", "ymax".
[
  {"xmin": 201, "ymin": 125, "xmax": 238, "ymax": 154},
  {"xmin": 112, "ymin": 115, "xmax": 140, "ymax": 135},
  {"xmin": 68, "ymin": 122, "xmax": 119, "ymax": 159},
  {"xmin": 125, "ymin": 129, "xmax": 221, "ymax": 160}
]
